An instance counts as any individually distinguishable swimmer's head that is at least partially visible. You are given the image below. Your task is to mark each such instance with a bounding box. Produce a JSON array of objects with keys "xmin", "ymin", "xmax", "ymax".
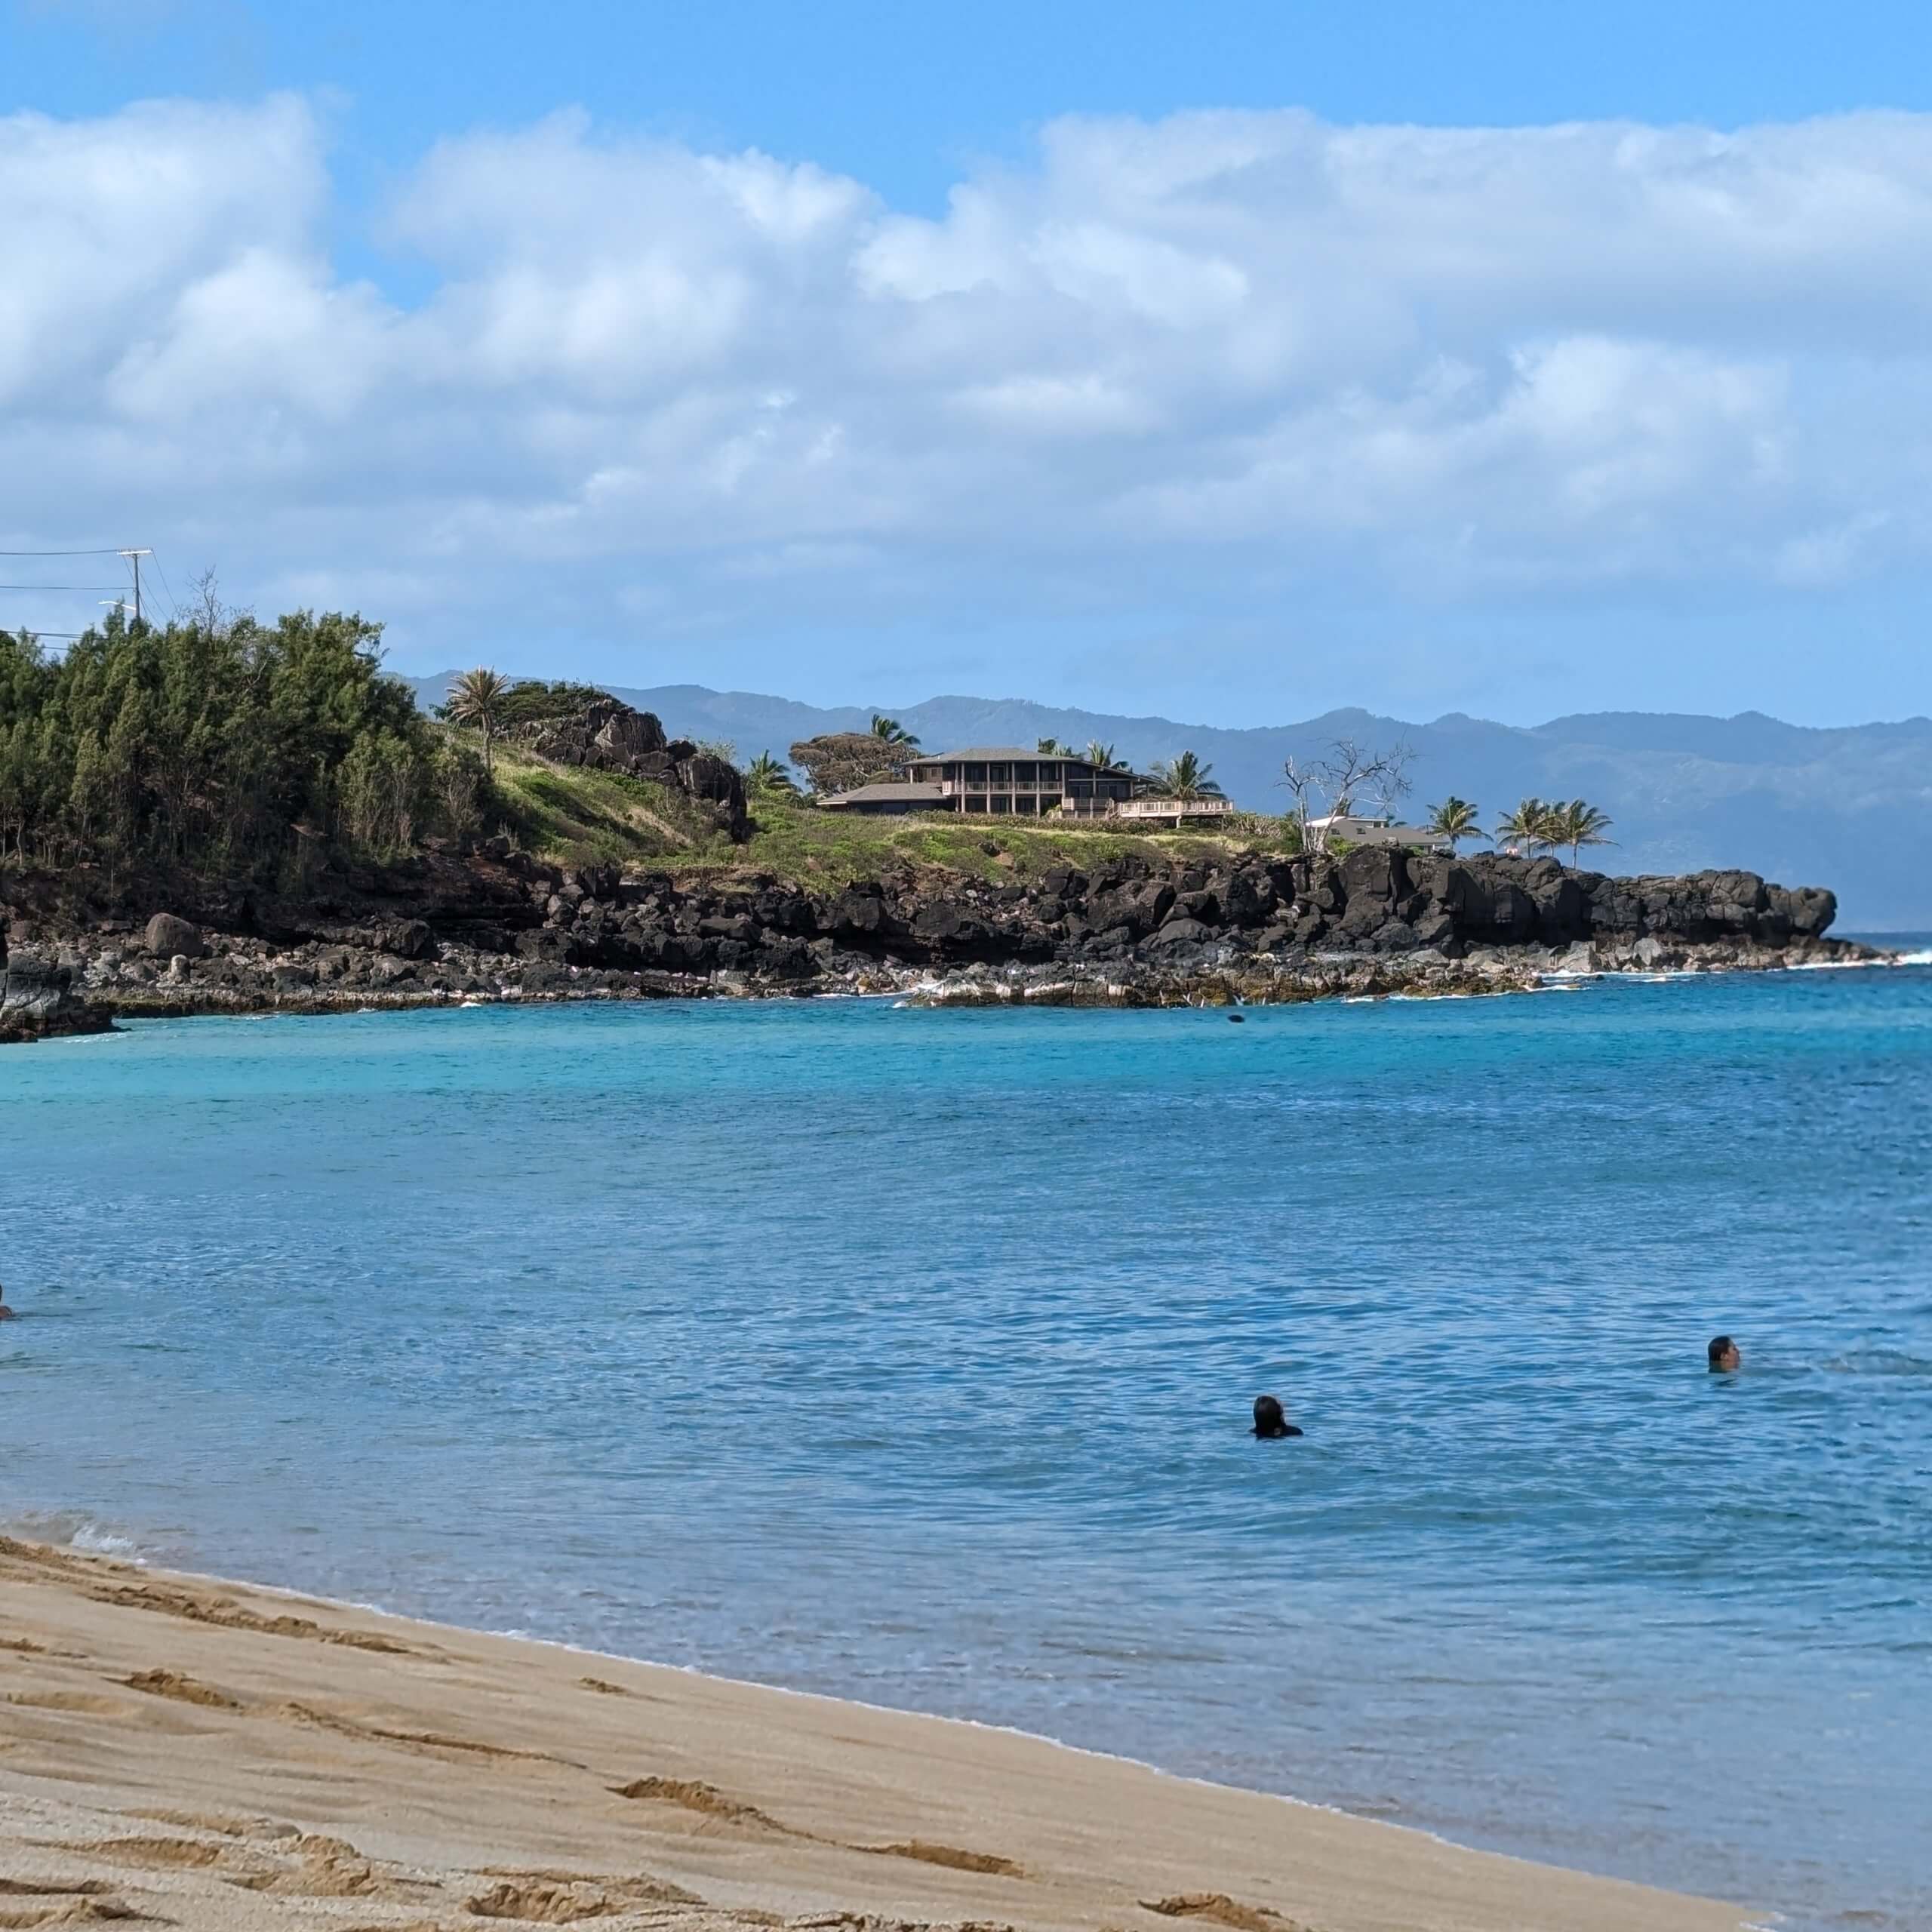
[
  {"xmin": 1707, "ymin": 1335, "xmax": 1740, "ymax": 1373},
  {"xmin": 1252, "ymin": 1394, "xmax": 1290, "ymax": 1437}
]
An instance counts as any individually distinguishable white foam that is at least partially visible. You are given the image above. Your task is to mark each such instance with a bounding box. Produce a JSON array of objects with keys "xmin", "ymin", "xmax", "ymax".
[
  {"xmin": 68, "ymin": 1522, "xmax": 140, "ymax": 1555},
  {"xmin": 5, "ymin": 1511, "xmax": 144, "ymax": 1559}
]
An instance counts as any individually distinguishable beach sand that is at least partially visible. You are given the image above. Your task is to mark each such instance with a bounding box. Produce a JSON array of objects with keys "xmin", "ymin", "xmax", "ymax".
[{"xmin": 0, "ymin": 1534, "xmax": 1752, "ymax": 1932}]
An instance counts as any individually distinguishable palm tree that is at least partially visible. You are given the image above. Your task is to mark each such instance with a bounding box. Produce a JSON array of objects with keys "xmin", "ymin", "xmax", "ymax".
[
  {"xmin": 1037, "ymin": 737, "xmax": 1077, "ymax": 757},
  {"xmin": 746, "ymin": 750, "xmax": 798, "ymax": 795},
  {"xmin": 1426, "ymin": 795, "xmax": 1484, "ymax": 853},
  {"xmin": 1549, "ymin": 798, "xmax": 1614, "ymax": 866},
  {"xmin": 1493, "ymin": 796, "xmax": 1555, "ymax": 856},
  {"xmin": 445, "ymin": 666, "xmax": 511, "ymax": 777},
  {"xmin": 871, "ymin": 714, "xmax": 919, "ymax": 748},
  {"xmin": 1081, "ymin": 740, "xmax": 1118, "ymax": 770},
  {"xmin": 1146, "ymin": 750, "xmax": 1225, "ymax": 814}
]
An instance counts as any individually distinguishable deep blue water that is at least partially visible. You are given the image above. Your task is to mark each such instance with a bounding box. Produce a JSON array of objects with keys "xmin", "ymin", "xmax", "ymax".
[{"xmin": 4, "ymin": 968, "xmax": 1930, "ymax": 1930}]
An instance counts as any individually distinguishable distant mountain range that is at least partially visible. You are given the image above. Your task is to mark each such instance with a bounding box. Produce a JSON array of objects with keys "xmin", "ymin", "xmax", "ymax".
[{"xmin": 405, "ymin": 674, "xmax": 1932, "ymax": 930}]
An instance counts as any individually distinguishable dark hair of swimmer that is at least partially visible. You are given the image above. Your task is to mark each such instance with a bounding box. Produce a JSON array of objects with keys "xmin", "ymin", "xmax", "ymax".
[
  {"xmin": 1707, "ymin": 1334, "xmax": 1740, "ymax": 1372},
  {"xmin": 1252, "ymin": 1394, "xmax": 1303, "ymax": 1438}
]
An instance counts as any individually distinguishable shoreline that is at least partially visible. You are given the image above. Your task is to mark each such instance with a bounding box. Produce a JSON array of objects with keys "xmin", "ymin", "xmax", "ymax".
[
  {"xmin": 2, "ymin": 845, "xmax": 1878, "ymax": 1041},
  {"xmin": 5, "ymin": 937, "xmax": 1904, "ymax": 1045},
  {"xmin": 0, "ymin": 1529, "xmax": 1757, "ymax": 1932}
]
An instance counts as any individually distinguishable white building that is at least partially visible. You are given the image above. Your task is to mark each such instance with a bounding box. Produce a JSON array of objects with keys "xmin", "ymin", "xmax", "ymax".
[{"xmin": 1306, "ymin": 814, "xmax": 1451, "ymax": 852}]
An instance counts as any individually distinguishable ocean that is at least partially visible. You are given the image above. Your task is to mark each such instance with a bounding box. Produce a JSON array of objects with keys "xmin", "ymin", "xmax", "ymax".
[{"xmin": 4, "ymin": 964, "xmax": 1929, "ymax": 1929}]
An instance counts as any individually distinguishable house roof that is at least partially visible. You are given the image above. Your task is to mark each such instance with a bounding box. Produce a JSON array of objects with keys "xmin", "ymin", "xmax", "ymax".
[
  {"xmin": 904, "ymin": 748, "xmax": 1113, "ymax": 767},
  {"xmin": 818, "ymin": 782, "xmax": 952, "ymax": 808}
]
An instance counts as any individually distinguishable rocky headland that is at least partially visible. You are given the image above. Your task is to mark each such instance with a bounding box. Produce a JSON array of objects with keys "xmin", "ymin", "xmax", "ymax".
[{"xmin": 0, "ymin": 836, "xmax": 1882, "ymax": 1041}]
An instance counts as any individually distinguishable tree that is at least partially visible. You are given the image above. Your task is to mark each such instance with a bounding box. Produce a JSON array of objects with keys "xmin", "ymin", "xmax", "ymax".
[
  {"xmin": 0, "ymin": 605, "xmax": 452, "ymax": 881},
  {"xmin": 1037, "ymin": 737, "xmax": 1076, "ymax": 756},
  {"xmin": 1146, "ymin": 750, "xmax": 1223, "ymax": 801},
  {"xmin": 789, "ymin": 733, "xmax": 900, "ymax": 797},
  {"xmin": 870, "ymin": 713, "xmax": 919, "ymax": 748},
  {"xmin": 433, "ymin": 740, "xmax": 488, "ymax": 844},
  {"xmin": 1493, "ymin": 797, "xmax": 1556, "ymax": 855},
  {"xmin": 1143, "ymin": 750, "xmax": 1224, "ymax": 824},
  {"xmin": 1426, "ymin": 795, "xmax": 1484, "ymax": 852},
  {"xmin": 1081, "ymin": 740, "xmax": 1118, "ymax": 770},
  {"xmin": 445, "ymin": 666, "xmax": 511, "ymax": 777},
  {"xmin": 493, "ymin": 678, "xmax": 611, "ymax": 728},
  {"xmin": 746, "ymin": 750, "xmax": 798, "ymax": 795},
  {"xmin": 1549, "ymin": 798, "xmax": 1614, "ymax": 866},
  {"xmin": 1278, "ymin": 737, "xmax": 1414, "ymax": 857}
]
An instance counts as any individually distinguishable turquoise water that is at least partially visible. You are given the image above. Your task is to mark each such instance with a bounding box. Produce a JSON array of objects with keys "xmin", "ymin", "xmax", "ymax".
[{"xmin": 4, "ymin": 971, "xmax": 1930, "ymax": 1930}]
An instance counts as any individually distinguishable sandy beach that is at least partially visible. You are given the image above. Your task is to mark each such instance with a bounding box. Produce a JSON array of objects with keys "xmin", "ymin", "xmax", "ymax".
[{"xmin": 0, "ymin": 1534, "xmax": 1752, "ymax": 1932}]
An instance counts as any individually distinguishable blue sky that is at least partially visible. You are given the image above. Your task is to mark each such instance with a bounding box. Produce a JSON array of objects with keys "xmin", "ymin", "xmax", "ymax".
[{"xmin": 5, "ymin": 0, "xmax": 1932, "ymax": 725}]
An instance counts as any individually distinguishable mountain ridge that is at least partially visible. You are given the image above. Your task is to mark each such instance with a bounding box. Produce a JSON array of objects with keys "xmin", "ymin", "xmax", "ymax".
[{"xmin": 403, "ymin": 673, "xmax": 1932, "ymax": 928}]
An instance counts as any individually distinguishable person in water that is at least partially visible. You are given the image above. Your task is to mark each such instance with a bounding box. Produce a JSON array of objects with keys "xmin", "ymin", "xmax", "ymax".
[
  {"xmin": 1252, "ymin": 1394, "xmax": 1303, "ymax": 1438},
  {"xmin": 1707, "ymin": 1334, "xmax": 1740, "ymax": 1373},
  {"xmin": 0, "ymin": 1282, "xmax": 14, "ymax": 1321}
]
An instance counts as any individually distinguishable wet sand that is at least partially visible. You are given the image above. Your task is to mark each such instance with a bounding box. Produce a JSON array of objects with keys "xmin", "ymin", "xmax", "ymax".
[{"xmin": 0, "ymin": 1534, "xmax": 1753, "ymax": 1931}]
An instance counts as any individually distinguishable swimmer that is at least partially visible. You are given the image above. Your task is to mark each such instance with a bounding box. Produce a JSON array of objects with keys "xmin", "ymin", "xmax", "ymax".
[
  {"xmin": 1707, "ymin": 1334, "xmax": 1740, "ymax": 1373},
  {"xmin": 0, "ymin": 1282, "xmax": 14, "ymax": 1321},
  {"xmin": 1251, "ymin": 1394, "xmax": 1303, "ymax": 1438}
]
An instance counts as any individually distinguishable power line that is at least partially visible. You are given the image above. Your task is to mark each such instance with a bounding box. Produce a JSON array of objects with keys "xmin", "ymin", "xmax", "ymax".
[
  {"xmin": 0, "ymin": 547, "xmax": 125, "ymax": 558},
  {"xmin": 0, "ymin": 583, "xmax": 127, "ymax": 592},
  {"xmin": 149, "ymin": 551, "xmax": 180, "ymax": 620}
]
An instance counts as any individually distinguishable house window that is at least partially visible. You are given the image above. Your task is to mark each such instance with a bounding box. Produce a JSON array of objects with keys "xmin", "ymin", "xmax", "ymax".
[
  {"xmin": 989, "ymin": 795, "xmax": 1011, "ymax": 814},
  {"xmin": 1037, "ymin": 762, "xmax": 1060, "ymax": 784},
  {"xmin": 964, "ymin": 762, "xmax": 987, "ymax": 783},
  {"xmin": 964, "ymin": 794, "xmax": 987, "ymax": 814},
  {"xmin": 1013, "ymin": 795, "xmax": 1038, "ymax": 815},
  {"xmin": 987, "ymin": 762, "xmax": 1010, "ymax": 784}
]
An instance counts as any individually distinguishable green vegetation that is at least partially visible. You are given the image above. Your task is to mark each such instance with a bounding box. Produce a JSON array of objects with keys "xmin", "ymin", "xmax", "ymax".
[
  {"xmin": 1146, "ymin": 749, "xmax": 1224, "ymax": 801},
  {"xmin": 746, "ymin": 751, "xmax": 798, "ymax": 795},
  {"xmin": 1549, "ymin": 799, "xmax": 1614, "ymax": 863},
  {"xmin": 445, "ymin": 666, "xmax": 511, "ymax": 775},
  {"xmin": 1426, "ymin": 795, "xmax": 1484, "ymax": 851},
  {"xmin": 870, "ymin": 713, "xmax": 918, "ymax": 747},
  {"xmin": 706, "ymin": 791, "xmax": 1284, "ymax": 887},
  {"xmin": 0, "ymin": 611, "xmax": 1614, "ymax": 900},
  {"xmin": 486, "ymin": 742, "xmax": 725, "ymax": 871},
  {"xmin": 788, "ymin": 731, "xmax": 899, "ymax": 797},
  {"xmin": 488, "ymin": 750, "xmax": 1275, "ymax": 884},
  {"xmin": 1493, "ymin": 796, "xmax": 1553, "ymax": 854},
  {"xmin": 0, "ymin": 609, "xmax": 471, "ymax": 885},
  {"xmin": 493, "ymin": 678, "xmax": 613, "ymax": 728},
  {"xmin": 1492, "ymin": 796, "xmax": 1614, "ymax": 861}
]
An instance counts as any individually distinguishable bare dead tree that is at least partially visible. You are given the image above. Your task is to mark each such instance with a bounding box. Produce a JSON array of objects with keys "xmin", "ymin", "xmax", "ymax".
[
  {"xmin": 1279, "ymin": 737, "xmax": 1415, "ymax": 857},
  {"xmin": 189, "ymin": 567, "xmax": 253, "ymax": 640}
]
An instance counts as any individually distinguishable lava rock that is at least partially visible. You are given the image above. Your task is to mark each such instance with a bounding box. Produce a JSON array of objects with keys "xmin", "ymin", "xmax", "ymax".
[{"xmin": 143, "ymin": 912, "xmax": 205, "ymax": 959}]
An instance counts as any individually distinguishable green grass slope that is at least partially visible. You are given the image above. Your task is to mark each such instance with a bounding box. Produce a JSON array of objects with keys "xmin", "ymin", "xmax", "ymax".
[{"xmin": 490, "ymin": 749, "xmax": 1286, "ymax": 884}]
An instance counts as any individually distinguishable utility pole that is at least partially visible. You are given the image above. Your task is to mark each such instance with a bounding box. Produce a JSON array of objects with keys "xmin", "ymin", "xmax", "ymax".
[{"xmin": 118, "ymin": 549, "xmax": 152, "ymax": 625}]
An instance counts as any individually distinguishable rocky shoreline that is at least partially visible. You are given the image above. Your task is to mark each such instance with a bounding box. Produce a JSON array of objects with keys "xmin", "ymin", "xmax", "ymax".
[{"xmin": 0, "ymin": 842, "xmax": 1889, "ymax": 1042}]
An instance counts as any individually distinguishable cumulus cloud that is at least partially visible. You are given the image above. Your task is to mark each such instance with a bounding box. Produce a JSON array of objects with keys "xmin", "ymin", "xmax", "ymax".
[{"xmin": 4, "ymin": 93, "xmax": 1932, "ymax": 716}]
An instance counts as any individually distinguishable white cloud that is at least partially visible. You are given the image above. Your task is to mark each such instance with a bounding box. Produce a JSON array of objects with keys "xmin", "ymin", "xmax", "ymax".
[{"xmin": 5, "ymin": 94, "xmax": 1932, "ymax": 715}]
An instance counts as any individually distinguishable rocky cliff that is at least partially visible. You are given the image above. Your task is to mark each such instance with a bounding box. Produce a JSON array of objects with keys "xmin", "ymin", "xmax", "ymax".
[
  {"xmin": 0, "ymin": 919, "xmax": 113, "ymax": 1044},
  {"xmin": 518, "ymin": 698, "xmax": 749, "ymax": 840},
  {"xmin": 2, "ymin": 841, "xmax": 1872, "ymax": 1035}
]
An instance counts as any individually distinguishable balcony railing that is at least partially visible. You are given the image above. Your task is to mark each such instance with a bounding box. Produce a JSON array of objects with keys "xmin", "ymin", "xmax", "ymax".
[{"xmin": 1114, "ymin": 797, "xmax": 1237, "ymax": 820}]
